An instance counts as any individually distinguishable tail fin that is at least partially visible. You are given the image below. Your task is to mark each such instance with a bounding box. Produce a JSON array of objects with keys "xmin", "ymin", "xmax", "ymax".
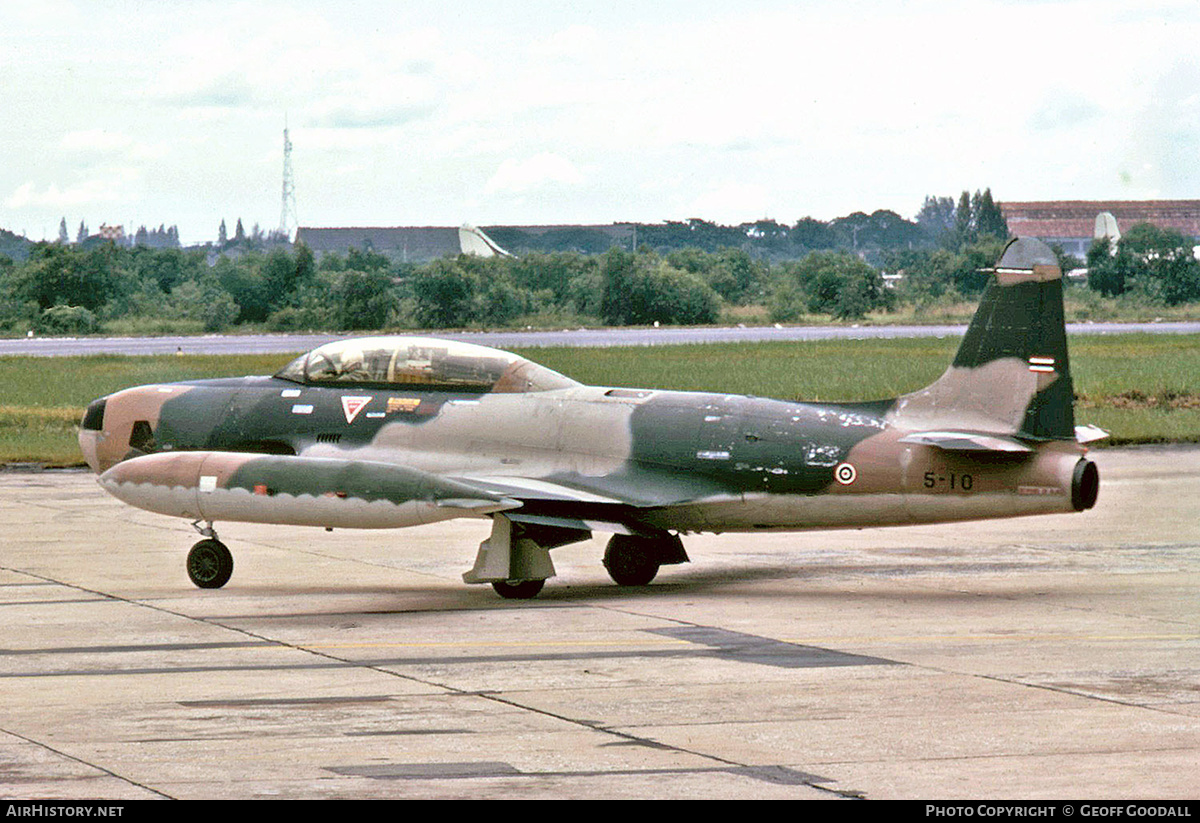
[{"xmin": 892, "ymin": 237, "xmax": 1075, "ymax": 441}]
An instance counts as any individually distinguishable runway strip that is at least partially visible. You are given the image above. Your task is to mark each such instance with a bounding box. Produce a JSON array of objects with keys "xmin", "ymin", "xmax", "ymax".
[{"xmin": 4, "ymin": 320, "xmax": 1200, "ymax": 357}]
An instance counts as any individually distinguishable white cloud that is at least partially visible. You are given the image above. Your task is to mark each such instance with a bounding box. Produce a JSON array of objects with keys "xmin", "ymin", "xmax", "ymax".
[
  {"xmin": 484, "ymin": 153, "xmax": 585, "ymax": 195},
  {"xmin": 685, "ymin": 182, "xmax": 772, "ymax": 225},
  {"xmin": 6, "ymin": 1, "xmax": 1200, "ymax": 241},
  {"xmin": 5, "ymin": 175, "xmax": 135, "ymax": 210},
  {"xmin": 60, "ymin": 130, "xmax": 134, "ymax": 153}
]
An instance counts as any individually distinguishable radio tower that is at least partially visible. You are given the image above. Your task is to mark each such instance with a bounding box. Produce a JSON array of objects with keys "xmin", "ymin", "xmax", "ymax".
[{"xmin": 279, "ymin": 118, "xmax": 298, "ymax": 241}]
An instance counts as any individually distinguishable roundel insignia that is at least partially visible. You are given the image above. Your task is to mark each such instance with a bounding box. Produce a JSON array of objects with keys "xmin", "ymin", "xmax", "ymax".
[{"xmin": 834, "ymin": 462, "xmax": 857, "ymax": 485}]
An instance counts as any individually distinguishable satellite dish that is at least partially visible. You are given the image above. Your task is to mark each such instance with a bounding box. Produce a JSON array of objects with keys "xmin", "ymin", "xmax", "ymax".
[{"xmin": 459, "ymin": 224, "xmax": 512, "ymax": 257}]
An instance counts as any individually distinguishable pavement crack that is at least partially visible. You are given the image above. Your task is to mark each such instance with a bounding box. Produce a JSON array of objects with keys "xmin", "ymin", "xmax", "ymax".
[{"xmin": 0, "ymin": 726, "xmax": 172, "ymax": 799}]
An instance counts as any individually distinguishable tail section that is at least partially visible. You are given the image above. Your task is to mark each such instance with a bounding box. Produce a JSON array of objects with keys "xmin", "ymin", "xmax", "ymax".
[{"xmin": 892, "ymin": 237, "xmax": 1075, "ymax": 441}]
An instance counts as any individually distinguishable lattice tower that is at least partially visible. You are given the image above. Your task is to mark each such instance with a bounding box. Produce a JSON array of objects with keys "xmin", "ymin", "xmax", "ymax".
[{"xmin": 279, "ymin": 121, "xmax": 298, "ymax": 240}]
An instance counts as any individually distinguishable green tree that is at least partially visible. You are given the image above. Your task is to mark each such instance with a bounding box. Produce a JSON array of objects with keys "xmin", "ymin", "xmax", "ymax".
[
  {"xmin": 37, "ymin": 304, "xmax": 97, "ymax": 334},
  {"xmin": 215, "ymin": 254, "xmax": 271, "ymax": 323},
  {"xmin": 599, "ymin": 249, "xmax": 719, "ymax": 325},
  {"xmin": 954, "ymin": 191, "xmax": 974, "ymax": 247},
  {"xmin": 261, "ymin": 245, "xmax": 318, "ymax": 312},
  {"xmin": 1114, "ymin": 223, "xmax": 1200, "ymax": 304},
  {"xmin": 790, "ymin": 217, "xmax": 837, "ymax": 250},
  {"xmin": 411, "ymin": 257, "xmax": 482, "ymax": 328},
  {"xmin": 131, "ymin": 246, "xmax": 204, "ymax": 293},
  {"xmin": 803, "ymin": 251, "xmax": 888, "ymax": 319},
  {"xmin": 955, "ymin": 238, "xmax": 1006, "ymax": 295},
  {"xmin": 973, "ymin": 188, "xmax": 1008, "ymax": 240},
  {"xmin": 14, "ymin": 243, "xmax": 123, "ymax": 311},
  {"xmin": 916, "ymin": 195, "xmax": 955, "ymax": 244},
  {"xmin": 333, "ymin": 269, "xmax": 398, "ymax": 329},
  {"xmin": 344, "ymin": 247, "xmax": 392, "ymax": 272},
  {"xmin": 508, "ymin": 251, "xmax": 597, "ymax": 310}
]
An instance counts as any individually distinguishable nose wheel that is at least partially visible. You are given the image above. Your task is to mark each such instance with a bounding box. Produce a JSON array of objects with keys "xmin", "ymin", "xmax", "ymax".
[{"xmin": 187, "ymin": 538, "xmax": 234, "ymax": 589}]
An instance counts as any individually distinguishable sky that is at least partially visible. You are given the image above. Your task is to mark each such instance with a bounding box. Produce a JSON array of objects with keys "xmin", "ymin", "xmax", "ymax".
[{"xmin": 3, "ymin": 0, "xmax": 1200, "ymax": 246}]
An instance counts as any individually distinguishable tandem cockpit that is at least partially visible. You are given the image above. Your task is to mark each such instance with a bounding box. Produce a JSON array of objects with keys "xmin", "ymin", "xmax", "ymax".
[{"xmin": 273, "ymin": 336, "xmax": 580, "ymax": 394}]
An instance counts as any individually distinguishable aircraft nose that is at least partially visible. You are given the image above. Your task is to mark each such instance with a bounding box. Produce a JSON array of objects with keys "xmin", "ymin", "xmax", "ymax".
[{"xmin": 78, "ymin": 396, "xmax": 108, "ymax": 473}]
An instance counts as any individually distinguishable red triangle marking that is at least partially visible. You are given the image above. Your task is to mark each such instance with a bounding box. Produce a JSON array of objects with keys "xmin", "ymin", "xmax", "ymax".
[{"xmin": 341, "ymin": 396, "xmax": 372, "ymax": 424}]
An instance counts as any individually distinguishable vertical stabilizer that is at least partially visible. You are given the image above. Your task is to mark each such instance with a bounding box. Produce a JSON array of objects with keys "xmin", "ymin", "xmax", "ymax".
[{"xmin": 892, "ymin": 237, "xmax": 1074, "ymax": 440}]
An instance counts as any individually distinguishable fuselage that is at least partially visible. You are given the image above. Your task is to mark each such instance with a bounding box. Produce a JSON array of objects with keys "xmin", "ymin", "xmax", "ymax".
[{"xmin": 80, "ymin": 373, "xmax": 1096, "ymax": 535}]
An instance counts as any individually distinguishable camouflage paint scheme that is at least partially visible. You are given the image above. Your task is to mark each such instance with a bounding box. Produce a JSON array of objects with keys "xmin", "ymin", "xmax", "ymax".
[{"xmin": 79, "ymin": 238, "xmax": 1101, "ymax": 597}]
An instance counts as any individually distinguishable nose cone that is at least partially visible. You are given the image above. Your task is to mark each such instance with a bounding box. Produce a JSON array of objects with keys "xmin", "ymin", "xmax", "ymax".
[
  {"xmin": 78, "ymin": 397, "xmax": 107, "ymax": 473},
  {"xmin": 76, "ymin": 384, "xmax": 185, "ymax": 474}
]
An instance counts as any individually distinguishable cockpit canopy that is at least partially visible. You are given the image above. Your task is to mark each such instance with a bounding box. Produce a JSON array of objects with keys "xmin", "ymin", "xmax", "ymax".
[{"xmin": 274, "ymin": 336, "xmax": 579, "ymax": 394}]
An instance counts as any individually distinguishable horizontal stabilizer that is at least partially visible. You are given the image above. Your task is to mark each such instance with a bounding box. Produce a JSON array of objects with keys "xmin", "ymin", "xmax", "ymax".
[
  {"xmin": 898, "ymin": 430, "xmax": 1034, "ymax": 453},
  {"xmin": 1074, "ymin": 424, "xmax": 1109, "ymax": 444}
]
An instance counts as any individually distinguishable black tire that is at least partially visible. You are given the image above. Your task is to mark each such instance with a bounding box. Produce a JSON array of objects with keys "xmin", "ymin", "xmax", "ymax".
[
  {"xmin": 187, "ymin": 539, "xmax": 234, "ymax": 589},
  {"xmin": 603, "ymin": 534, "xmax": 660, "ymax": 586},
  {"xmin": 491, "ymin": 579, "xmax": 545, "ymax": 599}
]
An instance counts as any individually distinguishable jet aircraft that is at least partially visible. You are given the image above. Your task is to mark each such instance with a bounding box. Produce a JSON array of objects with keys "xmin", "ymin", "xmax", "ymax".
[{"xmin": 79, "ymin": 237, "xmax": 1102, "ymax": 598}]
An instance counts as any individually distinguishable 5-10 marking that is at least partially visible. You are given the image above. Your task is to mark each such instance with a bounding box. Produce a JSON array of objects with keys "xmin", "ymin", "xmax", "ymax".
[{"xmin": 924, "ymin": 471, "xmax": 974, "ymax": 491}]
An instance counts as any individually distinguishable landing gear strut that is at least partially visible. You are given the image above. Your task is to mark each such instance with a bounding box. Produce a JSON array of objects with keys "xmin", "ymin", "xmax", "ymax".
[
  {"xmin": 465, "ymin": 515, "xmax": 578, "ymax": 599},
  {"xmin": 187, "ymin": 521, "xmax": 233, "ymax": 589}
]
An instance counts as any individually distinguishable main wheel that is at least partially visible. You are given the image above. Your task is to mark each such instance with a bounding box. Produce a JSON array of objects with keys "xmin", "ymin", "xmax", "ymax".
[
  {"xmin": 603, "ymin": 534, "xmax": 660, "ymax": 586},
  {"xmin": 187, "ymin": 539, "xmax": 234, "ymax": 589},
  {"xmin": 491, "ymin": 579, "xmax": 545, "ymax": 599}
]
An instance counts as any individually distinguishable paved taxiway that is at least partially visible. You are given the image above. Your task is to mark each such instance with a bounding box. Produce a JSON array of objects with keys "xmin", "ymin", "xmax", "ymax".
[
  {"xmin": 4, "ymin": 321, "xmax": 1200, "ymax": 357},
  {"xmin": 1, "ymin": 446, "xmax": 1197, "ymax": 799}
]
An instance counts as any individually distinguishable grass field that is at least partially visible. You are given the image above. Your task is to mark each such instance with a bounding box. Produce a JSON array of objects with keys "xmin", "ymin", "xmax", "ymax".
[{"xmin": 2, "ymin": 334, "xmax": 1198, "ymax": 466}]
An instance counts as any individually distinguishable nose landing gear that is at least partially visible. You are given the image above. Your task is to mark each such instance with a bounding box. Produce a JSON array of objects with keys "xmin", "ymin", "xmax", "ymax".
[{"xmin": 187, "ymin": 521, "xmax": 233, "ymax": 589}]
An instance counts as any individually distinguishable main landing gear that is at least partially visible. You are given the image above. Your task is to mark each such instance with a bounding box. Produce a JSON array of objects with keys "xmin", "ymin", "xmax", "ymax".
[
  {"xmin": 187, "ymin": 521, "xmax": 233, "ymax": 589},
  {"xmin": 491, "ymin": 579, "xmax": 546, "ymax": 600},
  {"xmin": 465, "ymin": 515, "xmax": 690, "ymax": 599},
  {"xmin": 486, "ymin": 532, "xmax": 689, "ymax": 598},
  {"xmin": 603, "ymin": 533, "xmax": 688, "ymax": 587}
]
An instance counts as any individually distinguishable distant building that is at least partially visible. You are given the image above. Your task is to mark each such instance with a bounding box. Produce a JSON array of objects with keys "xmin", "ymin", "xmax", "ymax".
[
  {"xmin": 98, "ymin": 223, "xmax": 124, "ymax": 241},
  {"xmin": 999, "ymin": 200, "xmax": 1200, "ymax": 257},
  {"xmin": 295, "ymin": 223, "xmax": 634, "ymax": 262},
  {"xmin": 295, "ymin": 226, "xmax": 461, "ymax": 262}
]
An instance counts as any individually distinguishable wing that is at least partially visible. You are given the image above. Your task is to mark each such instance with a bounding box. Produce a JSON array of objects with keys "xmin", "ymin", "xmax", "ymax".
[{"xmin": 448, "ymin": 467, "xmax": 730, "ymax": 536}]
